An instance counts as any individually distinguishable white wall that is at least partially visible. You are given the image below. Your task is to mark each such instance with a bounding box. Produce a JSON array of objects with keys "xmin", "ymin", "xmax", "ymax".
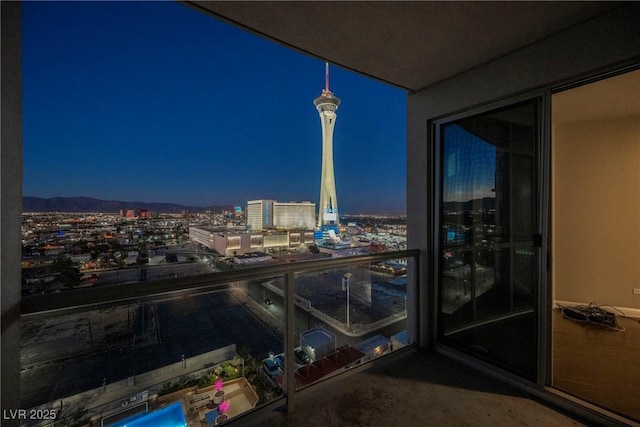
[{"xmin": 553, "ymin": 116, "xmax": 640, "ymax": 309}]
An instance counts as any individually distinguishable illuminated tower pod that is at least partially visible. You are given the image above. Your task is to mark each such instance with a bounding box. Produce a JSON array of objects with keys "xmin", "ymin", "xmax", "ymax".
[{"xmin": 314, "ymin": 63, "xmax": 341, "ymax": 229}]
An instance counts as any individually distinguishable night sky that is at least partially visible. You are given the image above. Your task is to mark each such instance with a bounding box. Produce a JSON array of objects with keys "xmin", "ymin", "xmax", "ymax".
[
  {"xmin": 21, "ymin": 2, "xmax": 407, "ymax": 214},
  {"xmin": 443, "ymin": 125, "xmax": 496, "ymax": 203}
]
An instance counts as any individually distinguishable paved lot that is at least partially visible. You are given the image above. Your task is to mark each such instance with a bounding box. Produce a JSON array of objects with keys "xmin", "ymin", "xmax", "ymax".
[
  {"xmin": 270, "ymin": 267, "xmax": 406, "ymax": 326},
  {"xmin": 155, "ymin": 289, "xmax": 282, "ymax": 359},
  {"xmin": 245, "ymin": 280, "xmax": 407, "ymax": 350}
]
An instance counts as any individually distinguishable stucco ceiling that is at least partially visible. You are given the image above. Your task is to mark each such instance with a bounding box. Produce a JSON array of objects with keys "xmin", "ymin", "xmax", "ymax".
[{"xmin": 185, "ymin": 1, "xmax": 623, "ymax": 92}]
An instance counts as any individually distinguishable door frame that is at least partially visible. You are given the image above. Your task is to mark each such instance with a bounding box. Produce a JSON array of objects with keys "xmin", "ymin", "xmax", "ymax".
[{"xmin": 431, "ymin": 90, "xmax": 551, "ymax": 387}]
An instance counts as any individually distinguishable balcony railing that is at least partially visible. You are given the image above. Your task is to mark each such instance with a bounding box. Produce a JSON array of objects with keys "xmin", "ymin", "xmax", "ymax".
[{"xmin": 20, "ymin": 249, "xmax": 419, "ymax": 426}]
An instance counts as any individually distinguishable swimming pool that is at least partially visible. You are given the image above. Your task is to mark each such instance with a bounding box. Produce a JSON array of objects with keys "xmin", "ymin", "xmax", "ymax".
[{"xmin": 108, "ymin": 402, "xmax": 187, "ymax": 427}]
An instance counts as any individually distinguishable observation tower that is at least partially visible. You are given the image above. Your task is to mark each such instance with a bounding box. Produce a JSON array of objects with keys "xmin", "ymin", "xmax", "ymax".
[{"xmin": 314, "ymin": 63, "xmax": 341, "ymax": 230}]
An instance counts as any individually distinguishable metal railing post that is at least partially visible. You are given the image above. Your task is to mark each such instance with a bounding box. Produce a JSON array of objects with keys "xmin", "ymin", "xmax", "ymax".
[{"xmin": 284, "ymin": 271, "xmax": 296, "ymax": 412}]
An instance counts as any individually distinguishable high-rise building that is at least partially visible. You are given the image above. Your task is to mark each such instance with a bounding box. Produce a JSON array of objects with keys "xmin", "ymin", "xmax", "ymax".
[
  {"xmin": 314, "ymin": 63, "xmax": 341, "ymax": 229},
  {"xmin": 246, "ymin": 199, "xmax": 275, "ymax": 231},
  {"xmin": 273, "ymin": 201, "xmax": 316, "ymax": 230}
]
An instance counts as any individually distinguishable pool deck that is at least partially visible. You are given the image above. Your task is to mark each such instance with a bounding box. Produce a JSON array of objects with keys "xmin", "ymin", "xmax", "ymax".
[{"xmin": 184, "ymin": 378, "xmax": 259, "ymax": 426}]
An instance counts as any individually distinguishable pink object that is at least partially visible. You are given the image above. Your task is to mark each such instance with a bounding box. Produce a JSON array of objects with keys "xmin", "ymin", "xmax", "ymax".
[
  {"xmin": 214, "ymin": 379, "xmax": 223, "ymax": 392},
  {"xmin": 218, "ymin": 400, "xmax": 230, "ymax": 414}
]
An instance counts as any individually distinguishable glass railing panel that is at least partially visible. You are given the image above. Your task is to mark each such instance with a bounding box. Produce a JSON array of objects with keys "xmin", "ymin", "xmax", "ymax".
[
  {"xmin": 20, "ymin": 250, "xmax": 419, "ymax": 425},
  {"xmin": 289, "ymin": 258, "xmax": 411, "ymax": 390},
  {"xmin": 20, "ymin": 277, "xmax": 284, "ymax": 426}
]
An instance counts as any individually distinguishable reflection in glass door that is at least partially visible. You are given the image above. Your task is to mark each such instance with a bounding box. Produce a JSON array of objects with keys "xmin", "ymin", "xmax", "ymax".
[{"xmin": 438, "ymin": 99, "xmax": 539, "ymax": 380}]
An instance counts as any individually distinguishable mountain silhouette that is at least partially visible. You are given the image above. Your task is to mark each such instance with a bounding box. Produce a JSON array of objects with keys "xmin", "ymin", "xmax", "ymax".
[{"xmin": 22, "ymin": 196, "xmax": 232, "ymax": 214}]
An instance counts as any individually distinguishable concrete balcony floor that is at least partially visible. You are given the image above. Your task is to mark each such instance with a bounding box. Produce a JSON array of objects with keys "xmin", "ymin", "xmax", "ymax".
[{"xmin": 238, "ymin": 350, "xmax": 586, "ymax": 427}]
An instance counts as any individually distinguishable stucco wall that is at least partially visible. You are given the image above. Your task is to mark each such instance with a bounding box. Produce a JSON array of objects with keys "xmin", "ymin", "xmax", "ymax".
[{"xmin": 552, "ymin": 117, "xmax": 640, "ymax": 309}]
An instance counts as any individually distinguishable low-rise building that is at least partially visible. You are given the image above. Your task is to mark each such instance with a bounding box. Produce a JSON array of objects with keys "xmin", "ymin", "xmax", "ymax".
[{"xmin": 189, "ymin": 226, "xmax": 314, "ymax": 257}]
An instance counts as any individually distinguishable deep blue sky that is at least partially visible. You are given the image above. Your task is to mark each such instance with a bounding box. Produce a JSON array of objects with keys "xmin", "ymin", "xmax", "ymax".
[
  {"xmin": 21, "ymin": 2, "xmax": 406, "ymax": 215},
  {"xmin": 443, "ymin": 125, "xmax": 496, "ymax": 202}
]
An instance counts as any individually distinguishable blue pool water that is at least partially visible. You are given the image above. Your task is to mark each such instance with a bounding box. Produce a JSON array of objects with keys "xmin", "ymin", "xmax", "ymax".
[{"xmin": 108, "ymin": 402, "xmax": 187, "ymax": 427}]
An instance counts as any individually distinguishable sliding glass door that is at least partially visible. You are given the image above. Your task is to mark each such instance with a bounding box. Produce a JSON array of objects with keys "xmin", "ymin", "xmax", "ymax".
[
  {"xmin": 437, "ymin": 99, "xmax": 540, "ymax": 380},
  {"xmin": 551, "ymin": 69, "xmax": 640, "ymax": 421}
]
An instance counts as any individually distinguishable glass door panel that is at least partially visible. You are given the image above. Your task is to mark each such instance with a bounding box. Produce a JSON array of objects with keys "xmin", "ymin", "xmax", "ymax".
[{"xmin": 439, "ymin": 99, "xmax": 539, "ymax": 380}]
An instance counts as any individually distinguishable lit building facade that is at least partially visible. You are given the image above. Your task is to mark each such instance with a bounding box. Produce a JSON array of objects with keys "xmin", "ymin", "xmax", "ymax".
[
  {"xmin": 189, "ymin": 226, "xmax": 315, "ymax": 257},
  {"xmin": 314, "ymin": 63, "xmax": 341, "ymax": 230},
  {"xmin": 119, "ymin": 209, "xmax": 151, "ymax": 219},
  {"xmin": 246, "ymin": 199, "xmax": 275, "ymax": 231},
  {"xmin": 273, "ymin": 201, "xmax": 315, "ymax": 230},
  {"xmin": 189, "ymin": 226, "xmax": 215, "ymax": 248}
]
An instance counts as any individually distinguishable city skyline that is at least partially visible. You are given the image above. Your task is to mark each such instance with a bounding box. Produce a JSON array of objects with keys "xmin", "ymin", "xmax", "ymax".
[{"xmin": 21, "ymin": 1, "xmax": 407, "ymax": 215}]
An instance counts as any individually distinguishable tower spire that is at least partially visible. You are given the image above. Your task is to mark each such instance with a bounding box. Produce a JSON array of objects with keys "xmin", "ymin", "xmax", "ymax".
[{"xmin": 325, "ymin": 62, "xmax": 330, "ymax": 92}]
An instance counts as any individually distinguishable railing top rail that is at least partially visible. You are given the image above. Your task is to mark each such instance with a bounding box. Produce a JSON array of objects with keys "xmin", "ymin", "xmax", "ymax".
[{"xmin": 21, "ymin": 249, "xmax": 420, "ymax": 316}]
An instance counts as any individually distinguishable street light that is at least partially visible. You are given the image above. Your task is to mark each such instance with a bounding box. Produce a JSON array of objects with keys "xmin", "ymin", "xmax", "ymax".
[{"xmin": 343, "ymin": 272, "xmax": 352, "ymax": 327}]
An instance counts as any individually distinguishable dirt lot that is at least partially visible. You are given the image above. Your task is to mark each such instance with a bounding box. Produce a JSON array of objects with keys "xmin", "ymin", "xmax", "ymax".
[{"xmin": 21, "ymin": 304, "xmax": 149, "ymax": 367}]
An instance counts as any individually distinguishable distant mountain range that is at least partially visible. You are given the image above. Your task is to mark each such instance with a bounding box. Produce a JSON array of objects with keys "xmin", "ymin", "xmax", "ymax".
[
  {"xmin": 443, "ymin": 197, "xmax": 496, "ymax": 212},
  {"xmin": 22, "ymin": 196, "xmax": 232, "ymax": 214}
]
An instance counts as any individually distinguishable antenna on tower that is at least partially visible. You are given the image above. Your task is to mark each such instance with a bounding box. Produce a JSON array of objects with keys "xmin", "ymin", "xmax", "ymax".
[{"xmin": 325, "ymin": 62, "xmax": 330, "ymax": 92}]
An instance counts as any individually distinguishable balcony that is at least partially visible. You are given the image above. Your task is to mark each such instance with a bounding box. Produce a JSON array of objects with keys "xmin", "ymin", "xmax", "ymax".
[
  {"xmin": 20, "ymin": 250, "xmax": 422, "ymax": 426},
  {"xmin": 18, "ymin": 248, "xmax": 602, "ymax": 427},
  {"xmin": 233, "ymin": 350, "xmax": 586, "ymax": 427}
]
